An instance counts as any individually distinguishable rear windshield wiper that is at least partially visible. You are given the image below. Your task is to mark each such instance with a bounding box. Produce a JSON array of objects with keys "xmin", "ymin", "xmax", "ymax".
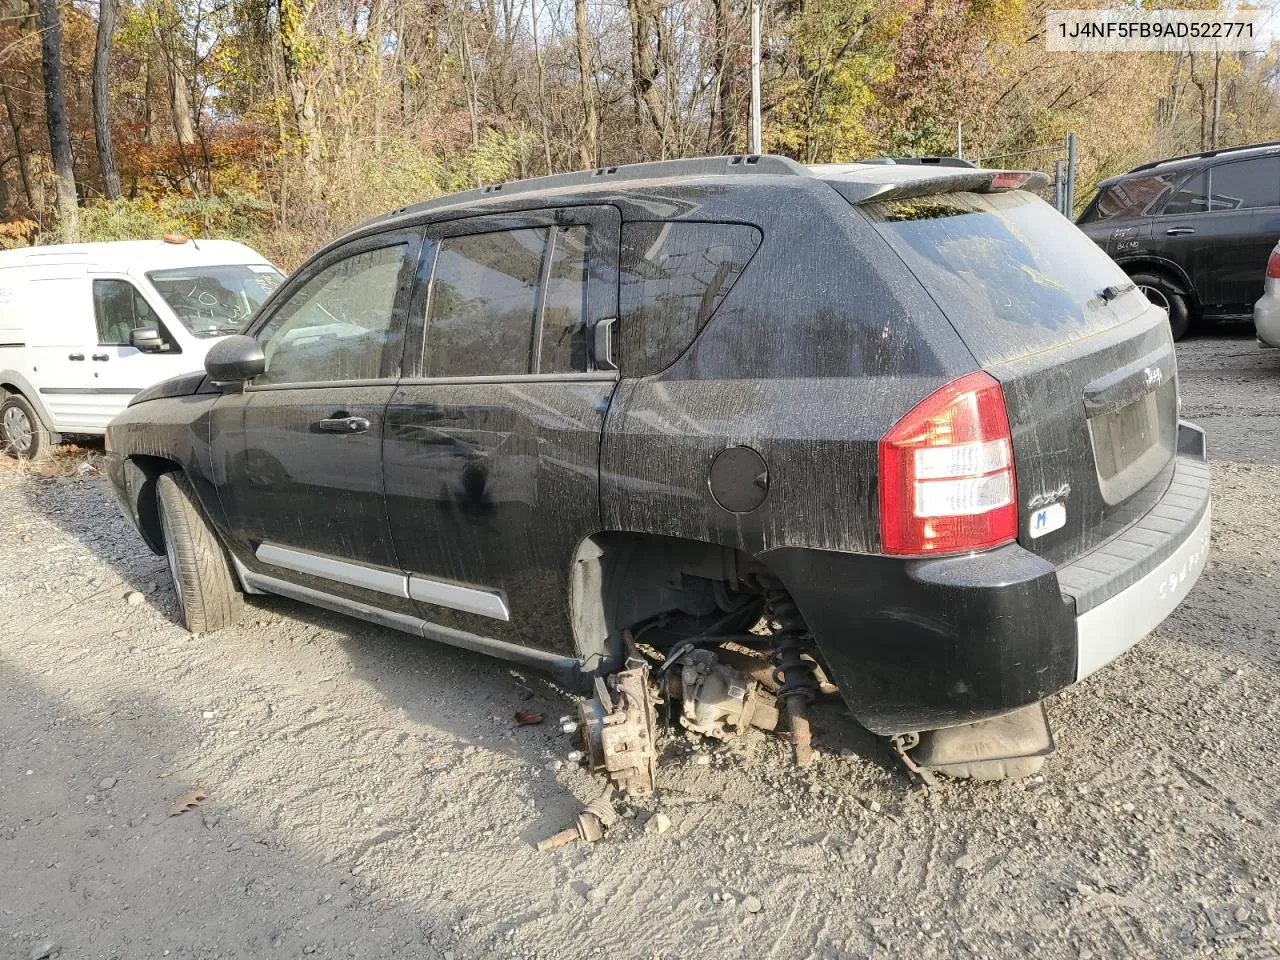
[{"xmin": 1099, "ymin": 281, "xmax": 1136, "ymax": 302}]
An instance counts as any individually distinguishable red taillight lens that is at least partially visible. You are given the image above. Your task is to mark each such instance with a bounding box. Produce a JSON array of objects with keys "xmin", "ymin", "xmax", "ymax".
[
  {"xmin": 879, "ymin": 371, "xmax": 1018, "ymax": 556},
  {"xmin": 1267, "ymin": 249, "xmax": 1280, "ymax": 279}
]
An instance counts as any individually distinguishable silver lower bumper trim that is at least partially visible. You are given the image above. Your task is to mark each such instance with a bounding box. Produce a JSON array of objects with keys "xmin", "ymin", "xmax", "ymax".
[{"xmin": 1075, "ymin": 498, "xmax": 1212, "ymax": 680}]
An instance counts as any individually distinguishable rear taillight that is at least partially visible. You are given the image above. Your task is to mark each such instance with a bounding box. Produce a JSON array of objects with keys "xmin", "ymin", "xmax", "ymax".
[
  {"xmin": 879, "ymin": 371, "xmax": 1018, "ymax": 556},
  {"xmin": 1267, "ymin": 249, "xmax": 1280, "ymax": 279}
]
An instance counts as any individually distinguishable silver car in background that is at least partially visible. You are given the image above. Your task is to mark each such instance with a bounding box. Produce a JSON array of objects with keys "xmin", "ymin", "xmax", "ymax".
[{"xmin": 1254, "ymin": 241, "xmax": 1280, "ymax": 348}]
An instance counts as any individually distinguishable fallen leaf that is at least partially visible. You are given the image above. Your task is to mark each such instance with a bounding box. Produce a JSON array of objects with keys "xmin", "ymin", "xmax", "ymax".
[
  {"xmin": 169, "ymin": 791, "xmax": 207, "ymax": 816},
  {"xmin": 515, "ymin": 710, "xmax": 544, "ymax": 726}
]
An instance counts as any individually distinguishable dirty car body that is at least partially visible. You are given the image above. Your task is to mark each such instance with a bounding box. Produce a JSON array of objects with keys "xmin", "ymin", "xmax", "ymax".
[{"xmin": 104, "ymin": 155, "xmax": 1211, "ymax": 773}]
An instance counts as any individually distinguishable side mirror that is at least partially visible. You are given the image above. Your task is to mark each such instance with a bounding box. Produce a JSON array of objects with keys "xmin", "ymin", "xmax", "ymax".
[
  {"xmin": 204, "ymin": 334, "xmax": 266, "ymax": 385},
  {"xmin": 130, "ymin": 327, "xmax": 166, "ymax": 353}
]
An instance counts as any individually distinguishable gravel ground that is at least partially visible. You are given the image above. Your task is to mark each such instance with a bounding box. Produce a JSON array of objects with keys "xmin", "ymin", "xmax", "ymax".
[{"xmin": 2, "ymin": 332, "xmax": 1278, "ymax": 960}]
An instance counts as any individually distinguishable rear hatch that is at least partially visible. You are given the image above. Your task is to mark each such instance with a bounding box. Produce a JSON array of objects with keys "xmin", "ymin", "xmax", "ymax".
[{"xmin": 860, "ymin": 186, "xmax": 1177, "ymax": 567}]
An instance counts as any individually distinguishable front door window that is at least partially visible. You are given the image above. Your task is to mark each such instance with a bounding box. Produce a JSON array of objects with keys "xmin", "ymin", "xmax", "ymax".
[{"xmin": 92, "ymin": 279, "xmax": 164, "ymax": 346}]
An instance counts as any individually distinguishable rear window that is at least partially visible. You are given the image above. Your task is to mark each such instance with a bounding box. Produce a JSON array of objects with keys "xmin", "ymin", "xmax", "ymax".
[
  {"xmin": 1078, "ymin": 174, "xmax": 1174, "ymax": 223},
  {"xmin": 619, "ymin": 222, "xmax": 761, "ymax": 376},
  {"xmin": 866, "ymin": 191, "xmax": 1146, "ymax": 365}
]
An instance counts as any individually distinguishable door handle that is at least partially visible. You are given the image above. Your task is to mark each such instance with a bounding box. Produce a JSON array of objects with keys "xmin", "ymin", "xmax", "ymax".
[
  {"xmin": 317, "ymin": 415, "xmax": 371, "ymax": 434},
  {"xmin": 1166, "ymin": 226, "xmax": 1196, "ymax": 235},
  {"xmin": 92, "ymin": 353, "xmax": 109, "ymax": 362},
  {"xmin": 68, "ymin": 353, "xmax": 85, "ymax": 361}
]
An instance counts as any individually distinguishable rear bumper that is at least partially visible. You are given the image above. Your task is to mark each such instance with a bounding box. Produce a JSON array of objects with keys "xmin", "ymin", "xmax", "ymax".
[
  {"xmin": 1063, "ymin": 423, "xmax": 1210, "ymax": 679},
  {"xmin": 1255, "ymin": 285, "xmax": 1280, "ymax": 347},
  {"xmin": 764, "ymin": 421, "xmax": 1211, "ymax": 736}
]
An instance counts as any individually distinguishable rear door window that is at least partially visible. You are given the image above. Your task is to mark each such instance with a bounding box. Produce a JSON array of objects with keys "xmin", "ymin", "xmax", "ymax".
[
  {"xmin": 1208, "ymin": 157, "xmax": 1280, "ymax": 210},
  {"xmin": 619, "ymin": 222, "xmax": 761, "ymax": 376},
  {"xmin": 1160, "ymin": 172, "xmax": 1209, "ymax": 216},
  {"xmin": 866, "ymin": 191, "xmax": 1147, "ymax": 365},
  {"xmin": 422, "ymin": 222, "xmax": 602, "ymax": 378},
  {"xmin": 425, "ymin": 228, "xmax": 548, "ymax": 378}
]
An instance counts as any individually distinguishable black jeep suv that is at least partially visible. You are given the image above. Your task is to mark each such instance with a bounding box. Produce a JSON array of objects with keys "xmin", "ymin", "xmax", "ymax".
[
  {"xmin": 104, "ymin": 156, "xmax": 1211, "ymax": 779},
  {"xmin": 1077, "ymin": 141, "xmax": 1280, "ymax": 339}
]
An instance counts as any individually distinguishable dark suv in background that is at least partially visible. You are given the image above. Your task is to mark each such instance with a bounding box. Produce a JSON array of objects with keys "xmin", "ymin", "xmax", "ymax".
[{"xmin": 1078, "ymin": 141, "xmax": 1280, "ymax": 339}]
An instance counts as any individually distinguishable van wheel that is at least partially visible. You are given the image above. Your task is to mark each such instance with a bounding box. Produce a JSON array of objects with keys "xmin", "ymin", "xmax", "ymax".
[
  {"xmin": 1131, "ymin": 272, "xmax": 1191, "ymax": 341},
  {"xmin": 0, "ymin": 394, "xmax": 52, "ymax": 461},
  {"xmin": 155, "ymin": 471, "xmax": 244, "ymax": 633}
]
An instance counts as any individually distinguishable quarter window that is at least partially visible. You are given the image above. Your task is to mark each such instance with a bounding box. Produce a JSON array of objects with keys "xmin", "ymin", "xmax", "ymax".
[
  {"xmin": 93, "ymin": 279, "xmax": 163, "ymax": 345},
  {"xmin": 619, "ymin": 222, "xmax": 762, "ymax": 377},
  {"xmin": 1209, "ymin": 157, "xmax": 1280, "ymax": 210},
  {"xmin": 256, "ymin": 243, "xmax": 408, "ymax": 386}
]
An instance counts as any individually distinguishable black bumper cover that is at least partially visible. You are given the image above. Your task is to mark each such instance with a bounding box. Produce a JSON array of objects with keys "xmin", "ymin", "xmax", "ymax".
[{"xmin": 764, "ymin": 422, "xmax": 1210, "ymax": 736}]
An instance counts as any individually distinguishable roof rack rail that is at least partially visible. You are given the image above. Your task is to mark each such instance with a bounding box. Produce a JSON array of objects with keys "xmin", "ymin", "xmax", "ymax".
[
  {"xmin": 382, "ymin": 154, "xmax": 808, "ymax": 221},
  {"xmin": 1127, "ymin": 140, "xmax": 1280, "ymax": 173}
]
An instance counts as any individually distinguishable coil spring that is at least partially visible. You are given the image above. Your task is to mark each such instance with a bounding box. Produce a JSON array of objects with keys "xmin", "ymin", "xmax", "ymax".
[{"xmin": 762, "ymin": 578, "xmax": 819, "ymax": 702}]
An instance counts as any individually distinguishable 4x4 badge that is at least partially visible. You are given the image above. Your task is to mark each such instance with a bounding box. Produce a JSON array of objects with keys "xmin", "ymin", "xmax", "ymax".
[
  {"xmin": 1144, "ymin": 366, "xmax": 1163, "ymax": 388},
  {"xmin": 1027, "ymin": 484, "xmax": 1071, "ymax": 510}
]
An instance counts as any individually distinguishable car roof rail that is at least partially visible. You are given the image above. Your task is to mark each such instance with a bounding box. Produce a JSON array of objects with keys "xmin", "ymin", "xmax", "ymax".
[
  {"xmin": 382, "ymin": 154, "xmax": 809, "ymax": 221},
  {"xmin": 1127, "ymin": 140, "xmax": 1280, "ymax": 174}
]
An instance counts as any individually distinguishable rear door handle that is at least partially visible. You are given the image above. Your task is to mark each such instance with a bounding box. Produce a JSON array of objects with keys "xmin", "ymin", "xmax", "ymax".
[
  {"xmin": 317, "ymin": 415, "xmax": 371, "ymax": 434},
  {"xmin": 1166, "ymin": 226, "xmax": 1196, "ymax": 235},
  {"xmin": 92, "ymin": 353, "xmax": 109, "ymax": 362},
  {"xmin": 68, "ymin": 353, "xmax": 84, "ymax": 361}
]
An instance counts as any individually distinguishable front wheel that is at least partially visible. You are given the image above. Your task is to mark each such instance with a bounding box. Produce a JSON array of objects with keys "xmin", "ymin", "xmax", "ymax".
[
  {"xmin": 0, "ymin": 394, "xmax": 52, "ymax": 461},
  {"xmin": 156, "ymin": 471, "xmax": 245, "ymax": 633},
  {"xmin": 1131, "ymin": 272, "xmax": 1192, "ymax": 341}
]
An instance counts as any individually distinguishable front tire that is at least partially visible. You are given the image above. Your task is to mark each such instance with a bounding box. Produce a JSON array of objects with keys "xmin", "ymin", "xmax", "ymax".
[
  {"xmin": 0, "ymin": 394, "xmax": 52, "ymax": 461},
  {"xmin": 156, "ymin": 471, "xmax": 245, "ymax": 633},
  {"xmin": 1131, "ymin": 271, "xmax": 1192, "ymax": 341}
]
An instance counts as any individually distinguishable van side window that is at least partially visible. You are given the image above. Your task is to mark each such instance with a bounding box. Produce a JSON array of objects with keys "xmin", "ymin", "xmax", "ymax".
[
  {"xmin": 1209, "ymin": 157, "xmax": 1280, "ymax": 211},
  {"xmin": 425, "ymin": 228, "xmax": 548, "ymax": 378},
  {"xmin": 619, "ymin": 222, "xmax": 762, "ymax": 377},
  {"xmin": 93, "ymin": 279, "xmax": 162, "ymax": 345},
  {"xmin": 256, "ymin": 243, "xmax": 408, "ymax": 386},
  {"xmin": 1162, "ymin": 172, "xmax": 1209, "ymax": 216}
]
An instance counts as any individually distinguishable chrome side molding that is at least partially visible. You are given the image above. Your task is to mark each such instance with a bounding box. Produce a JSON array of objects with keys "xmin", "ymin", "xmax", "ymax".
[
  {"xmin": 236, "ymin": 565, "xmax": 575, "ymax": 675},
  {"xmin": 408, "ymin": 575, "xmax": 510, "ymax": 621},
  {"xmin": 256, "ymin": 542, "xmax": 409, "ymax": 598},
  {"xmin": 253, "ymin": 542, "xmax": 511, "ymax": 621}
]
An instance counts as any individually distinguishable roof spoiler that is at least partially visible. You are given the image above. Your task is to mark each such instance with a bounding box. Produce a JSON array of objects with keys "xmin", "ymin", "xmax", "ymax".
[{"xmin": 824, "ymin": 169, "xmax": 1050, "ymax": 205}]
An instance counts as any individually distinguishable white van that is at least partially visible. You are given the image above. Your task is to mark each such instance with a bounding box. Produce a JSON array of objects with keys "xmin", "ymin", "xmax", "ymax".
[{"xmin": 0, "ymin": 237, "xmax": 283, "ymax": 459}]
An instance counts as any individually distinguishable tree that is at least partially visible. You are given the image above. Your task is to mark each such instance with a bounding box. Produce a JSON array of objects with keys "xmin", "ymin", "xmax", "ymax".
[
  {"xmin": 574, "ymin": 0, "xmax": 598, "ymax": 168},
  {"xmin": 93, "ymin": 0, "xmax": 122, "ymax": 199},
  {"xmin": 37, "ymin": 0, "xmax": 79, "ymax": 240}
]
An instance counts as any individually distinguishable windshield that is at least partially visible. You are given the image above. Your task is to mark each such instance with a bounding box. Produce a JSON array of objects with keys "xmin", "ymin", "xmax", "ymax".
[
  {"xmin": 865, "ymin": 191, "xmax": 1147, "ymax": 365},
  {"xmin": 147, "ymin": 264, "xmax": 284, "ymax": 338}
]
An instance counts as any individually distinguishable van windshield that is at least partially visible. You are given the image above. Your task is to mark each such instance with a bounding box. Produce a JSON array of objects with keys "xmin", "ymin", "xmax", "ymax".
[
  {"xmin": 864, "ymin": 191, "xmax": 1148, "ymax": 365},
  {"xmin": 147, "ymin": 264, "xmax": 284, "ymax": 338}
]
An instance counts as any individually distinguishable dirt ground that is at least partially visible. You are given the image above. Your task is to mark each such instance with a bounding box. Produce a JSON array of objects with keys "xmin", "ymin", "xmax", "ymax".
[{"xmin": 2, "ymin": 333, "xmax": 1278, "ymax": 960}]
